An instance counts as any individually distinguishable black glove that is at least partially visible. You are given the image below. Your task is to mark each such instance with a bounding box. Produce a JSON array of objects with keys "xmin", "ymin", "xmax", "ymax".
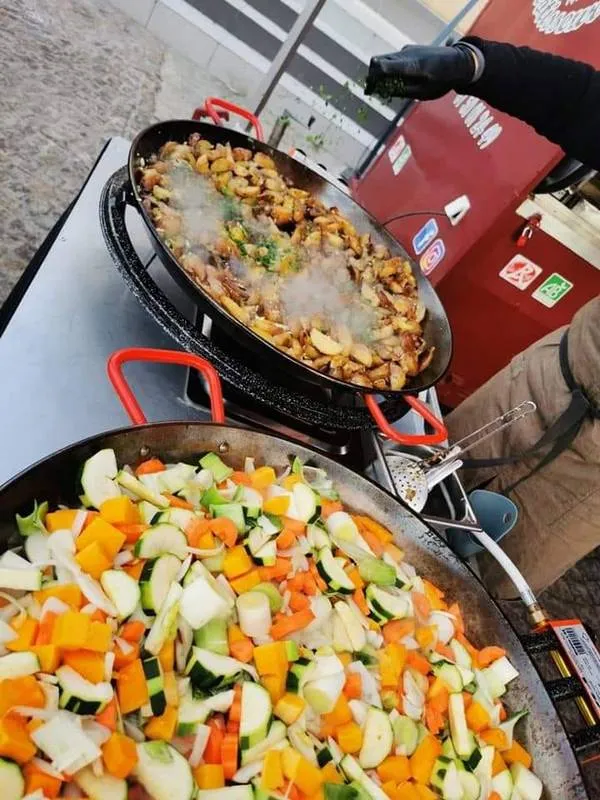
[{"xmin": 365, "ymin": 43, "xmax": 482, "ymax": 100}]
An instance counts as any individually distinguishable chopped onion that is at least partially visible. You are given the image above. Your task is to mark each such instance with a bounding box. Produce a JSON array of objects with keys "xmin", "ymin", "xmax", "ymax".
[
  {"xmin": 185, "ymin": 544, "xmax": 224, "ymax": 557},
  {"xmin": 74, "ymin": 572, "xmax": 117, "ymax": 617},
  {"xmin": 81, "ymin": 603, "xmax": 99, "ymax": 615},
  {"xmin": 348, "ymin": 661, "xmax": 382, "ymax": 708},
  {"xmin": 0, "ymin": 618, "xmax": 17, "ymax": 644},
  {"xmin": 71, "ymin": 510, "xmax": 88, "ymax": 537},
  {"xmin": 346, "ymin": 598, "xmax": 370, "ymax": 630},
  {"xmin": 41, "ymin": 682, "xmax": 59, "ymax": 713},
  {"xmin": 176, "ymin": 555, "xmax": 193, "ymax": 582},
  {"xmin": 176, "ymin": 616, "xmax": 194, "ymax": 673},
  {"xmin": 232, "ymin": 761, "xmax": 263, "ymax": 783},
  {"xmin": 366, "ymin": 630, "xmax": 384, "ymax": 649},
  {"xmin": 114, "ymin": 550, "xmax": 133, "ymax": 567},
  {"xmin": 244, "ymin": 457, "xmax": 255, "ymax": 474},
  {"xmin": 38, "ymin": 673, "xmax": 59, "ymax": 684},
  {"xmin": 189, "ymin": 723, "xmax": 211, "ymax": 767},
  {"xmin": 92, "ymin": 756, "xmax": 104, "ymax": 777},
  {"xmin": 123, "ymin": 721, "xmax": 145, "ymax": 742},
  {"xmin": 31, "ymin": 757, "xmax": 64, "ymax": 780},
  {"xmin": 40, "ymin": 597, "xmax": 70, "ymax": 620},
  {"xmin": 429, "ymin": 611, "xmax": 454, "ymax": 644},
  {"xmin": 0, "ymin": 551, "xmax": 33, "ymax": 569},
  {"xmin": 192, "ymin": 469, "xmax": 214, "ymax": 489},
  {"xmin": 177, "ymin": 677, "xmax": 191, "ymax": 696},
  {"xmin": 83, "ymin": 721, "xmax": 112, "ymax": 747},
  {"xmin": 400, "ymin": 635, "xmax": 420, "ymax": 650},
  {"xmin": 215, "ymin": 574, "xmax": 236, "ymax": 603},
  {"xmin": 115, "ymin": 636, "xmax": 134, "ymax": 655},
  {"xmin": 0, "ymin": 591, "xmax": 27, "ymax": 616},
  {"xmin": 12, "ymin": 706, "xmax": 56, "ymax": 720},
  {"xmin": 237, "ymin": 592, "xmax": 271, "ymax": 639},
  {"xmin": 104, "ymin": 652, "xmax": 115, "ymax": 681},
  {"xmin": 23, "ymin": 790, "xmax": 46, "ymax": 800}
]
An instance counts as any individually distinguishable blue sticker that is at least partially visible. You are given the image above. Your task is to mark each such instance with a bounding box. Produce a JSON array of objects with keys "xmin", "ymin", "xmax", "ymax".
[{"xmin": 413, "ymin": 218, "xmax": 439, "ymax": 255}]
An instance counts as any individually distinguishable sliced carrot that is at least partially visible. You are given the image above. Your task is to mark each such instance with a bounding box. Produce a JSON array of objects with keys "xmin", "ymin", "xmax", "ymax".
[
  {"xmin": 135, "ymin": 458, "xmax": 165, "ymax": 475},
  {"xmin": 164, "ymin": 494, "xmax": 194, "ymax": 510},
  {"xmin": 455, "ymin": 632, "xmax": 479, "ymax": 661},
  {"xmin": 477, "ymin": 646, "xmax": 507, "ymax": 668},
  {"xmin": 406, "ymin": 651, "xmax": 431, "ymax": 676},
  {"xmin": 271, "ymin": 609, "xmax": 315, "ymax": 640},
  {"xmin": 303, "ymin": 573, "xmax": 318, "ymax": 596},
  {"xmin": 286, "ymin": 573, "xmax": 307, "ymax": 592},
  {"xmin": 35, "ymin": 612, "xmax": 58, "ymax": 646},
  {"xmin": 227, "ymin": 685, "xmax": 243, "ymax": 733},
  {"xmin": 115, "ymin": 524, "xmax": 149, "ymax": 544},
  {"xmin": 343, "ymin": 673, "xmax": 362, "ymax": 699},
  {"xmin": 383, "ymin": 619, "xmax": 415, "ymax": 644},
  {"xmin": 261, "ymin": 557, "xmax": 292, "ymax": 581},
  {"xmin": 321, "ymin": 499, "xmax": 343, "ymax": 519},
  {"xmin": 448, "ymin": 603, "xmax": 465, "ymax": 635},
  {"xmin": 425, "ymin": 704, "xmax": 444, "ymax": 735},
  {"xmin": 435, "ymin": 642, "xmax": 455, "ymax": 661},
  {"xmin": 281, "ymin": 780, "xmax": 301, "ymax": 800},
  {"xmin": 209, "ymin": 517, "xmax": 238, "ymax": 548},
  {"xmin": 428, "ymin": 686, "xmax": 449, "ymax": 714},
  {"xmin": 230, "ymin": 471, "xmax": 252, "ymax": 486},
  {"xmin": 276, "ymin": 528, "xmax": 297, "ymax": 551},
  {"xmin": 308, "ymin": 560, "xmax": 327, "ymax": 593},
  {"xmin": 120, "ymin": 621, "xmax": 146, "ymax": 643},
  {"xmin": 289, "ymin": 592, "xmax": 310, "ymax": 612},
  {"xmin": 354, "ymin": 524, "xmax": 384, "ymax": 556},
  {"xmin": 204, "ymin": 716, "xmax": 225, "ymax": 764},
  {"xmin": 492, "ymin": 750, "xmax": 507, "ymax": 777},
  {"xmin": 123, "ymin": 560, "xmax": 145, "ymax": 581},
  {"xmin": 222, "ymin": 731, "xmax": 239, "ymax": 780},
  {"xmin": 498, "ymin": 703, "xmax": 508, "ymax": 722},
  {"xmin": 96, "ymin": 698, "xmax": 117, "ymax": 731},
  {"xmin": 480, "ymin": 728, "xmax": 509, "ymax": 750},
  {"xmin": 462, "ymin": 692, "xmax": 473, "ymax": 709},
  {"xmin": 412, "ymin": 592, "xmax": 432, "ymax": 619},
  {"xmin": 503, "ymin": 740, "xmax": 532, "ymax": 769},
  {"xmin": 281, "ymin": 517, "xmax": 306, "ymax": 534},
  {"xmin": 353, "ymin": 587, "xmax": 369, "ymax": 616},
  {"xmin": 489, "ymin": 793, "xmax": 501, "ymax": 800},
  {"xmin": 346, "ymin": 567, "xmax": 364, "ymax": 590},
  {"xmin": 113, "ymin": 641, "xmax": 140, "ymax": 671},
  {"xmin": 229, "ymin": 636, "xmax": 253, "ymax": 664},
  {"xmin": 185, "ymin": 517, "xmax": 212, "ymax": 547}
]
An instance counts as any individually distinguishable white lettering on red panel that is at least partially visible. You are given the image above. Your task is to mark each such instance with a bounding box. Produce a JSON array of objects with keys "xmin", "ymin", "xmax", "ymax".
[
  {"xmin": 453, "ymin": 95, "xmax": 503, "ymax": 150},
  {"xmin": 533, "ymin": 0, "xmax": 600, "ymax": 34}
]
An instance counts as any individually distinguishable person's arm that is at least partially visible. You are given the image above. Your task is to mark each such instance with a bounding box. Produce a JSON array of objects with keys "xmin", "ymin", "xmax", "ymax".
[
  {"xmin": 366, "ymin": 38, "xmax": 600, "ymax": 170},
  {"xmin": 465, "ymin": 37, "xmax": 600, "ymax": 169}
]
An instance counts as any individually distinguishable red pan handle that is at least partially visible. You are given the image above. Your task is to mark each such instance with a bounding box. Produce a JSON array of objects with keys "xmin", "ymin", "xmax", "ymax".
[
  {"xmin": 364, "ymin": 394, "xmax": 447, "ymax": 446},
  {"xmin": 107, "ymin": 348, "xmax": 225, "ymax": 426},
  {"xmin": 204, "ymin": 97, "xmax": 265, "ymax": 142}
]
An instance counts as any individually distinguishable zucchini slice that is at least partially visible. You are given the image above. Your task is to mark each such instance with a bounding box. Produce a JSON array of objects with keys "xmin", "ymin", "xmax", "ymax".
[
  {"xmin": 142, "ymin": 656, "xmax": 166, "ymax": 716},
  {"xmin": 358, "ymin": 707, "xmax": 393, "ymax": 769},
  {"xmin": 57, "ymin": 665, "xmax": 113, "ymax": 715},
  {"xmin": 316, "ymin": 548, "xmax": 355, "ymax": 594},
  {"xmin": 0, "ymin": 566, "xmax": 42, "ymax": 591},
  {"xmin": 134, "ymin": 741, "xmax": 195, "ymax": 800},
  {"xmin": 366, "ymin": 585, "xmax": 411, "ymax": 621},
  {"xmin": 81, "ymin": 449, "xmax": 121, "ymax": 509},
  {"xmin": 101, "ymin": 569, "xmax": 141, "ymax": 619},
  {"xmin": 0, "ymin": 651, "xmax": 39, "ymax": 679},
  {"xmin": 140, "ymin": 554, "xmax": 182, "ymax": 615},
  {"xmin": 0, "ymin": 758, "xmax": 24, "ymax": 800},
  {"xmin": 239, "ymin": 682, "xmax": 272, "ymax": 750},
  {"xmin": 144, "ymin": 582, "xmax": 183, "ymax": 656},
  {"xmin": 135, "ymin": 524, "xmax": 188, "ymax": 559},
  {"xmin": 186, "ymin": 647, "xmax": 245, "ymax": 690}
]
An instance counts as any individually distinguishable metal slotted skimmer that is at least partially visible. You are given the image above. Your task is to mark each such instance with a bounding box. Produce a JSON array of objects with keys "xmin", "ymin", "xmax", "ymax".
[{"xmin": 388, "ymin": 400, "xmax": 537, "ymax": 512}]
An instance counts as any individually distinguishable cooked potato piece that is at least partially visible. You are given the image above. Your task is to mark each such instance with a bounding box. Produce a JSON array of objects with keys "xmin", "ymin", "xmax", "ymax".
[
  {"xmin": 139, "ymin": 132, "xmax": 431, "ymax": 393},
  {"xmin": 310, "ymin": 329, "xmax": 343, "ymax": 356}
]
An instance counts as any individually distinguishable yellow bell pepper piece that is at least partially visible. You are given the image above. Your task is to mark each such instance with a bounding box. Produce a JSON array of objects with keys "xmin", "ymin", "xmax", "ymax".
[
  {"xmin": 84, "ymin": 621, "xmax": 112, "ymax": 653},
  {"xmin": 229, "ymin": 569, "xmax": 261, "ymax": 595},
  {"xmin": 281, "ymin": 747, "xmax": 323, "ymax": 796},
  {"xmin": 223, "ymin": 545, "xmax": 253, "ymax": 579},
  {"xmin": 377, "ymin": 756, "xmax": 411, "ymax": 784},
  {"xmin": 253, "ymin": 642, "xmax": 288, "ymax": 676},
  {"xmin": 31, "ymin": 645, "xmax": 60, "ymax": 673},
  {"xmin": 52, "ymin": 610, "xmax": 91, "ymax": 650},
  {"xmin": 379, "ymin": 643, "xmax": 407, "ymax": 688},
  {"xmin": 282, "ymin": 475, "xmax": 302, "ymax": 490},
  {"xmin": 262, "ymin": 673, "xmax": 287, "ymax": 704},
  {"xmin": 100, "ymin": 496, "xmax": 140, "ymax": 525},
  {"xmin": 261, "ymin": 751, "xmax": 284, "ymax": 790},
  {"xmin": 263, "ymin": 496, "xmax": 290, "ymax": 516},
  {"xmin": 0, "ymin": 716, "xmax": 36, "ymax": 763},
  {"xmin": 194, "ymin": 764, "xmax": 225, "ymax": 789},
  {"xmin": 321, "ymin": 762, "xmax": 343, "ymax": 784},
  {"xmin": 158, "ymin": 639, "xmax": 175, "ymax": 673},
  {"xmin": 274, "ymin": 692, "xmax": 306, "ymax": 725},
  {"xmin": 7, "ymin": 617, "xmax": 38, "ymax": 652},
  {"xmin": 75, "ymin": 541, "xmax": 113, "ymax": 580},
  {"xmin": 250, "ymin": 466, "xmax": 276, "ymax": 489},
  {"xmin": 34, "ymin": 583, "xmax": 83, "ymax": 609},
  {"xmin": 77, "ymin": 517, "xmax": 126, "ymax": 561},
  {"xmin": 144, "ymin": 705, "xmax": 178, "ymax": 741},
  {"xmin": 45, "ymin": 509, "xmax": 78, "ymax": 532},
  {"xmin": 335, "ymin": 720, "xmax": 363, "ymax": 754}
]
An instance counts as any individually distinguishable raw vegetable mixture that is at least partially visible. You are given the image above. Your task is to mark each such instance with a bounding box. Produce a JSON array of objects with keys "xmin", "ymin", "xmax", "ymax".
[{"xmin": 0, "ymin": 449, "xmax": 542, "ymax": 800}]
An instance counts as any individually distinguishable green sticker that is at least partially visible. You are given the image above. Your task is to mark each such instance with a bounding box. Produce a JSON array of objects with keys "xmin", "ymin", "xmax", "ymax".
[{"xmin": 532, "ymin": 272, "xmax": 573, "ymax": 308}]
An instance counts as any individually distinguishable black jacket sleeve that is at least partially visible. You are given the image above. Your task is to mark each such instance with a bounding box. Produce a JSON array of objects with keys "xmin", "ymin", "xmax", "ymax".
[{"xmin": 463, "ymin": 36, "xmax": 600, "ymax": 170}]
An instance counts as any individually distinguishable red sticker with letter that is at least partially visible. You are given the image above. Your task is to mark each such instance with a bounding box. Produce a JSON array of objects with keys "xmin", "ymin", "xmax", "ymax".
[
  {"xmin": 550, "ymin": 619, "xmax": 600, "ymax": 717},
  {"xmin": 499, "ymin": 255, "xmax": 543, "ymax": 290},
  {"xmin": 420, "ymin": 239, "xmax": 446, "ymax": 276}
]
